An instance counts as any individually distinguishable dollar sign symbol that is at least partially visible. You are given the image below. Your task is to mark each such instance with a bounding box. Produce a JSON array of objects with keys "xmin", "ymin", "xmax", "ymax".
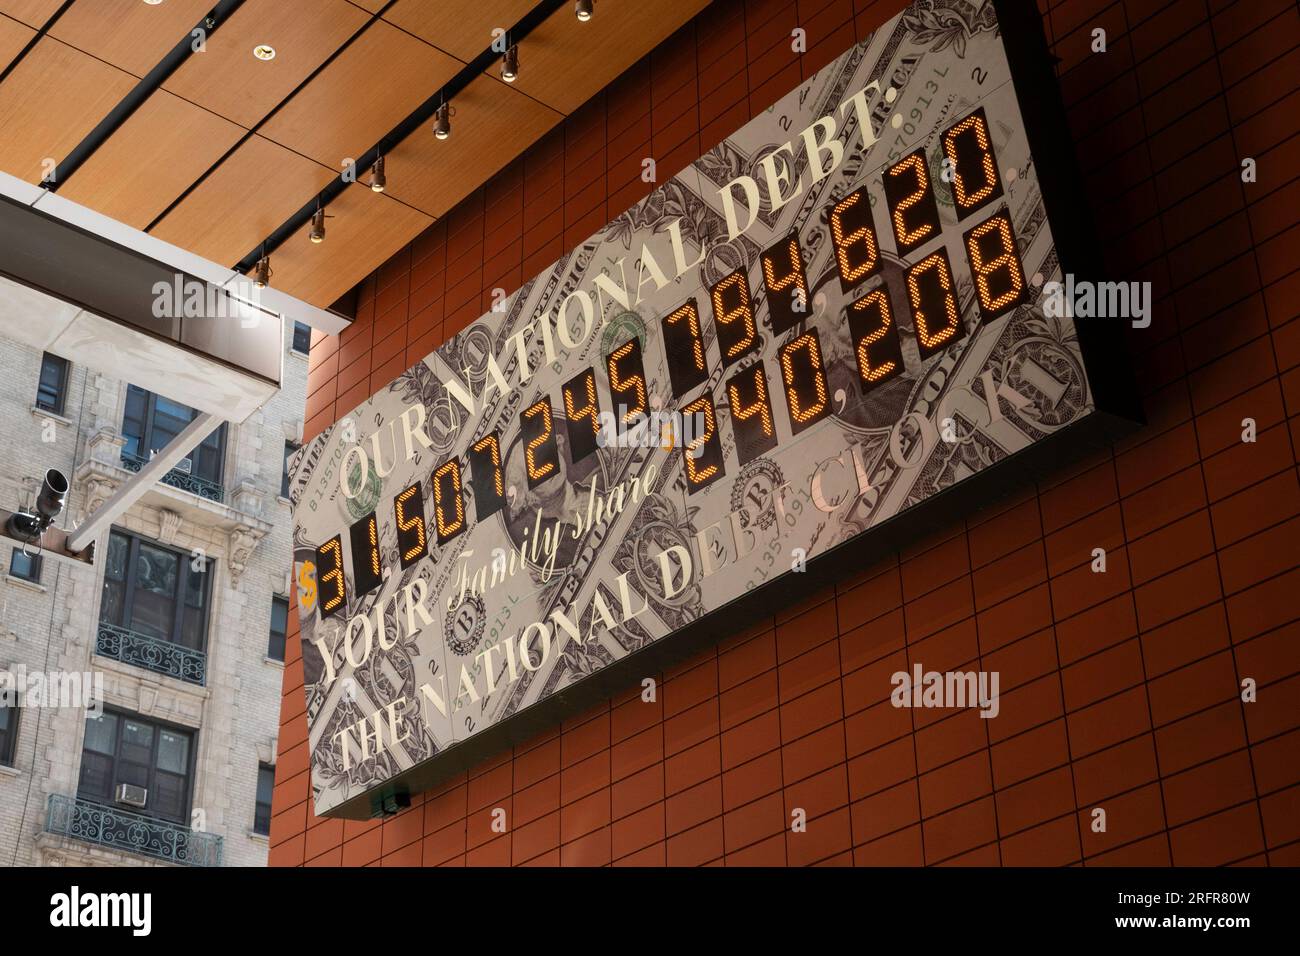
[{"xmin": 298, "ymin": 560, "xmax": 317, "ymax": 610}]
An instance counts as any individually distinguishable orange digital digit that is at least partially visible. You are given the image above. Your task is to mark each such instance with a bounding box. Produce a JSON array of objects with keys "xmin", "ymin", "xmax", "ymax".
[
  {"xmin": 963, "ymin": 211, "xmax": 1025, "ymax": 320},
  {"xmin": 522, "ymin": 399, "xmax": 560, "ymax": 487},
  {"xmin": 846, "ymin": 288, "xmax": 905, "ymax": 392},
  {"xmin": 709, "ymin": 269, "xmax": 758, "ymax": 366},
  {"xmin": 942, "ymin": 107, "xmax": 1003, "ymax": 220},
  {"xmin": 777, "ymin": 330, "xmax": 830, "ymax": 434},
  {"xmin": 348, "ymin": 511, "xmax": 382, "ymax": 597},
  {"xmin": 315, "ymin": 535, "xmax": 345, "ymax": 619},
  {"xmin": 829, "ymin": 186, "xmax": 881, "ymax": 292},
  {"xmin": 431, "ymin": 458, "xmax": 466, "ymax": 544},
  {"xmin": 680, "ymin": 393, "xmax": 723, "ymax": 490},
  {"xmin": 904, "ymin": 250, "xmax": 965, "ymax": 359},
  {"xmin": 726, "ymin": 363, "xmax": 777, "ymax": 466},
  {"xmin": 394, "ymin": 482, "xmax": 428, "ymax": 568},
  {"xmin": 662, "ymin": 299, "xmax": 708, "ymax": 397},
  {"xmin": 761, "ymin": 232, "xmax": 810, "ymax": 335},
  {"xmin": 883, "ymin": 149, "xmax": 942, "ymax": 256},
  {"xmin": 468, "ymin": 431, "xmax": 507, "ymax": 521},
  {"xmin": 606, "ymin": 339, "xmax": 648, "ymax": 430},
  {"xmin": 562, "ymin": 367, "xmax": 602, "ymax": 461}
]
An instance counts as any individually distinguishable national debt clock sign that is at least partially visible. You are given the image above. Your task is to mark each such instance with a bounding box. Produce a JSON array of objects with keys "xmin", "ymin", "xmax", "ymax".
[{"xmin": 290, "ymin": 0, "xmax": 1139, "ymax": 819}]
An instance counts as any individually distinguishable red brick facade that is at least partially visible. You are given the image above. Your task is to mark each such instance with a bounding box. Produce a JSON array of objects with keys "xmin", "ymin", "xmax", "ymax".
[{"xmin": 269, "ymin": 0, "xmax": 1300, "ymax": 866}]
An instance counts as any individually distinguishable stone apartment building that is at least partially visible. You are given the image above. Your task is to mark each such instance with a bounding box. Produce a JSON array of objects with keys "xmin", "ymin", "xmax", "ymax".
[{"xmin": 0, "ymin": 319, "xmax": 308, "ymax": 867}]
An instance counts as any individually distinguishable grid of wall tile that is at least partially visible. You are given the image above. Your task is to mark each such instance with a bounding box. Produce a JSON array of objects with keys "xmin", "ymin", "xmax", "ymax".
[{"xmin": 269, "ymin": 0, "xmax": 1300, "ymax": 866}]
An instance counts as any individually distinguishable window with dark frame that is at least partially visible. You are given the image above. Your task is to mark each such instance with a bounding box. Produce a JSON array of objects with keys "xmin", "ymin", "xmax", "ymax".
[
  {"xmin": 292, "ymin": 321, "xmax": 312, "ymax": 355},
  {"xmin": 254, "ymin": 763, "xmax": 275, "ymax": 835},
  {"xmin": 9, "ymin": 547, "xmax": 41, "ymax": 584},
  {"xmin": 36, "ymin": 352, "xmax": 69, "ymax": 415},
  {"xmin": 268, "ymin": 595, "xmax": 288, "ymax": 663},
  {"xmin": 121, "ymin": 385, "xmax": 227, "ymax": 487},
  {"xmin": 99, "ymin": 529, "xmax": 213, "ymax": 651},
  {"xmin": 0, "ymin": 699, "xmax": 17, "ymax": 767},
  {"xmin": 281, "ymin": 441, "xmax": 299, "ymax": 499},
  {"xmin": 76, "ymin": 711, "xmax": 194, "ymax": 822}
]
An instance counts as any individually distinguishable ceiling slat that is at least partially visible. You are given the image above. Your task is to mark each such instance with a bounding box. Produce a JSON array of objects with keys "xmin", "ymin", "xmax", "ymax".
[
  {"xmin": 0, "ymin": 0, "xmax": 63, "ymax": 30},
  {"xmin": 163, "ymin": 0, "xmax": 371, "ymax": 130},
  {"xmin": 0, "ymin": 37, "xmax": 136, "ymax": 183},
  {"xmin": 58, "ymin": 90, "xmax": 245, "ymax": 230},
  {"xmin": 384, "ymin": 72, "xmax": 561, "ymax": 218},
  {"xmin": 383, "ymin": 0, "xmax": 535, "ymax": 62},
  {"xmin": 260, "ymin": 18, "xmax": 461, "ymax": 169},
  {"xmin": 0, "ymin": 13, "xmax": 34, "ymax": 73},
  {"xmin": 509, "ymin": 0, "xmax": 711, "ymax": 114},
  {"xmin": 251, "ymin": 183, "xmax": 432, "ymax": 308},
  {"xmin": 48, "ymin": 0, "xmax": 214, "ymax": 79},
  {"xmin": 150, "ymin": 134, "xmax": 338, "ymax": 266}
]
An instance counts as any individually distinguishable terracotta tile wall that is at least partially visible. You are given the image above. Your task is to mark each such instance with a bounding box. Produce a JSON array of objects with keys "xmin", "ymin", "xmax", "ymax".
[{"xmin": 269, "ymin": 0, "xmax": 1300, "ymax": 866}]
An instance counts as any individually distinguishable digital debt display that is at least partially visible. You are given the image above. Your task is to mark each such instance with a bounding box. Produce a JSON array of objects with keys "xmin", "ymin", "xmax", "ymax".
[{"xmin": 290, "ymin": 0, "xmax": 1138, "ymax": 818}]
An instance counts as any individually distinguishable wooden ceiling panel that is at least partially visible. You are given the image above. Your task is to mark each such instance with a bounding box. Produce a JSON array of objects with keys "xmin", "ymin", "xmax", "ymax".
[
  {"xmin": 255, "ymin": 183, "xmax": 432, "ymax": 308},
  {"xmin": 49, "ymin": 0, "xmax": 214, "ymax": 79},
  {"xmin": 0, "ymin": 37, "xmax": 136, "ymax": 183},
  {"xmin": 383, "ymin": 0, "xmax": 534, "ymax": 62},
  {"xmin": 385, "ymin": 72, "xmax": 561, "ymax": 218},
  {"xmin": 510, "ymin": 0, "xmax": 710, "ymax": 114},
  {"xmin": 260, "ymin": 19, "xmax": 460, "ymax": 169},
  {"xmin": 59, "ymin": 90, "xmax": 245, "ymax": 231},
  {"xmin": 0, "ymin": 0, "xmax": 62, "ymax": 30},
  {"xmin": 163, "ymin": 0, "xmax": 371, "ymax": 130},
  {"xmin": 150, "ymin": 134, "xmax": 338, "ymax": 266},
  {"xmin": 0, "ymin": 14, "xmax": 34, "ymax": 73}
]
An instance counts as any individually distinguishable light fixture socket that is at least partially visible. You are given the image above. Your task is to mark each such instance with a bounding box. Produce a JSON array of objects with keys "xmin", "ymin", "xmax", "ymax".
[
  {"xmin": 502, "ymin": 45, "xmax": 519, "ymax": 83},
  {"xmin": 576, "ymin": 0, "xmax": 593, "ymax": 21},
  {"xmin": 253, "ymin": 256, "xmax": 272, "ymax": 288},
  {"xmin": 434, "ymin": 102, "xmax": 451, "ymax": 140},
  {"xmin": 309, "ymin": 209, "xmax": 326, "ymax": 243},
  {"xmin": 371, "ymin": 155, "xmax": 386, "ymax": 193}
]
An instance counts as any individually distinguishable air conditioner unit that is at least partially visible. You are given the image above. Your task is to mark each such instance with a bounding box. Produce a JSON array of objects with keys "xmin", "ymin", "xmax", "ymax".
[
  {"xmin": 172, "ymin": 457, "xmax": 193, "ymax": 475},
  {"xmin": 114, "ymin": 783, "xmax": 148, "ymax": 808}
]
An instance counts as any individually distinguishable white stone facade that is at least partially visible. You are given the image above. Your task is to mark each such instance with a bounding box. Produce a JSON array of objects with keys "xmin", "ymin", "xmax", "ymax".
[{"xmin": 0, "ymin": 321, "xmax": 306, "ymax": 868}]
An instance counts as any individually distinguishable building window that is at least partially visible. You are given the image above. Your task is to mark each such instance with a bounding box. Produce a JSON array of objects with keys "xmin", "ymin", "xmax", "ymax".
[
  {"xmin": 121, "ymin": 385, "xmax": 227, "ymax": 494},
  {"xmin": 100, "ymin": 529, "xmax": 212, "ymax": 652},
  {"xmin": 9, "ymin": 547, "xmax": 41, "ymax": 584},
  {"xmin": 0, "ymin": 699, "xmax": 17, "ymax": 766},
  {"xmin": 291, "ymin": 321, "xmax": 312, "ymax": 355},
  {"xmin": 281, "ymin": 440, "xmax": 299, "ymax": 499},
  {"xmin": 36, "ymin": 352, "xmax": 69, "ymax": 415},
  {"xmin": 268, "ymin": 595, "xmax": 288, "ymax": 662},
  {"xmin": 77, "ymin": 711, "xmax": 194, "ymax": 822},
  {"xmin": 254, "ymin": 763, "xmax": 275, "ymax": 835}
]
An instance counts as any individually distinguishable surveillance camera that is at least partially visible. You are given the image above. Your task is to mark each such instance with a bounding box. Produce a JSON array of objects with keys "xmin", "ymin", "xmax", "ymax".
[
  {"xmin": 6, "ymin": 468, "xmax": 69, "ymax": 544},
  {"xmin": 36, "ymin": 469, "xmax": 68, "ymax": 521}
]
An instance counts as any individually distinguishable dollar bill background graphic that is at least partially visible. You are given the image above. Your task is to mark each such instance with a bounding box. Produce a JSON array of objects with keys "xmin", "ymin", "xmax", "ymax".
[{"xmin": 289, "ymin": 0, "xmax": 1099, "ymax": 817}]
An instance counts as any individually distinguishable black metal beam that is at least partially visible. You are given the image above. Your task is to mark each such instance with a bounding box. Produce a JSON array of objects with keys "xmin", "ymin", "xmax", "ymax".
[{"xmin": 46, "ymin": 0, "xmax": 249, "ymax": 190}]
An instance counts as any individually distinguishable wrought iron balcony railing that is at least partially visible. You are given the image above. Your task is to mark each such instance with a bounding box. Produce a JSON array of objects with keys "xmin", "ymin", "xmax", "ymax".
[
  {"xmin": 120, "ymin": 451, "xmax": 224, "ymax": 503},
  {"xmin": 45, "ymin": 794, "xmax": 222, "ymax": 866},
  {"xmin": 96, "ymin": 621, "xmax": 206, "ymax": 686}
]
